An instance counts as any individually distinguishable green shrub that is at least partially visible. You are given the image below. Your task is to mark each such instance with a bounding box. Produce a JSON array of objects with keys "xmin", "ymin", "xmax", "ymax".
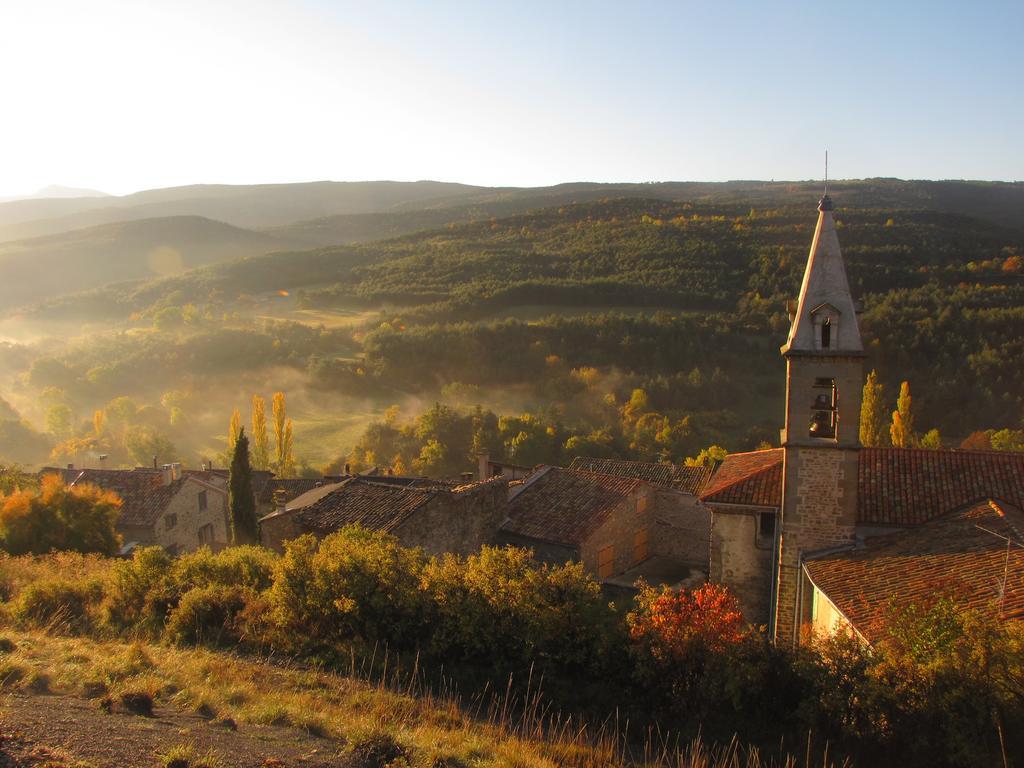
[
  {"xmin": 101, "ymin": 546, "xmax": 175, "ymax": 634},
  {"xmin": 13, "ymin": 577, "xmax": 102, "ymax": 634},
  {"xmin": 171, "ymin": 545, "xmax": 276, "ymax": 593},
  {"xmin": 423, "ymin": 547, "xmax": 618, "ymax": 676},
  {"xmin": 164, "ymin": 585, "xmax": 254, "ymax": 647},
  {"xmin": 268, "ymin": 528, "xmax": 427, "ymax": 650}
]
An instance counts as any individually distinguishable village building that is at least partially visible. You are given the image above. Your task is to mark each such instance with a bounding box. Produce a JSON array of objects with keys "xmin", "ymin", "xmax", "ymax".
[
  {"xmin": 567, "ymin": 456, "xmax": 713, "ymax": 568},
  {"xmin": 259, "ymin": 475, "xmax": 507, "ymax": 556},
  {"xmin": 478, "ymin": 452, "xmax": 534, "ymax": 482},
  {"xmin": 703, "ymin": 193, "xmax": 1024, "ymax": 645},
  {"xmin": 498, "ymin": 466, "xmax": 705, "ymax": 587},
  {"xmin": 41, "ymin": 464, "xmax": 230, "ymax": 554}
]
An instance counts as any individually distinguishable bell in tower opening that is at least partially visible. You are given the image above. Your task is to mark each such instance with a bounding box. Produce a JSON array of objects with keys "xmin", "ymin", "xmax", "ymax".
[{"xmin": 809, "ymin": 377, "xmax": 837, "ymax": 439}]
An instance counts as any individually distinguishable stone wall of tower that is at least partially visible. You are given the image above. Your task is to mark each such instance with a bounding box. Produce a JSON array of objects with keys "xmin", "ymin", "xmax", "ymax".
[
  {"xmin": 773, "ymin": 445, "xmax": 859, "ymax": 644},
  {"xmin": 709, "ymin": 504, "xmax": 775, "ymax": 626}
]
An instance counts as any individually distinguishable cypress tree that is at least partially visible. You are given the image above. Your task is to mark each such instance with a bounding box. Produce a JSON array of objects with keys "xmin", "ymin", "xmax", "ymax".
[
  {"xmin": 229, "ymin": 428, "xmax": 257, "ymax": 545},
  {"xmin": 859, "ymin": 369, "xmax": 887, "ymax": 447}
]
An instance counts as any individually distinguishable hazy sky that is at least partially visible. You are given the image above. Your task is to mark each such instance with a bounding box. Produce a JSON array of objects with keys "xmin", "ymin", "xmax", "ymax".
[{"xmin": 2, "ymin": 0, "xmax": 1021, "ymax": 196}]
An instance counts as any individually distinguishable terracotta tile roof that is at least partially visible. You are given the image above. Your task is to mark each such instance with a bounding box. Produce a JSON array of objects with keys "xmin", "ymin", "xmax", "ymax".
[
  {"xmin": 41, "ymin": 467, "xmax": 184, "ymax": 528},
  {"xmin": 503, "ymin": 467, "xmax": 643, "ymax": 546},
  {"xmin": 292, "ymin": 477, "xmax": 439, "ymax": 535},
  {"xmin": 859, "ymin": 448, "xmax": 1024, "ymax": 526},
  {"xmin": 568, "ymin": 456, "xmax": 712, "ymax": 494},
  {"xmin": 805, "ymin": 499, "xmax": 1024, "ymax": 643},
  {"xmin": 700, "ymin": 449, "xmax": 783, "ymax": 507}
]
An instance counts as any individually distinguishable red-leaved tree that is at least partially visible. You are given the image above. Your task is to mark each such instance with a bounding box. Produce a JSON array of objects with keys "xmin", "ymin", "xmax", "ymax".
[{"xmin": 628, "ymin": 581, "xmax": 746, "ymax": 662}]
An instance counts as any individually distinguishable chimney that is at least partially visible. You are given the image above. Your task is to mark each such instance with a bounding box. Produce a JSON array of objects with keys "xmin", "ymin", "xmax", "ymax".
[
  {"xmin": 272, "ymin": 488, "xmax": 288, "ymax": 515},
  {"xmin": 478, "ymin": 452, "xmax": 490, "ymax": 481},
  {"xmin": 67, "ymin": 463, "xmax": 74, "ymax": 471},
  {"xmin": 153, "ymin": 456, "xmax": 158, "ymax": 470},
  {"xmin": 460, "ymin": 471, "xmax": 473, "ymax": 483},
  {"xmin": 344, "ymin": 463, "xmax": 350, "ymax": 476}
]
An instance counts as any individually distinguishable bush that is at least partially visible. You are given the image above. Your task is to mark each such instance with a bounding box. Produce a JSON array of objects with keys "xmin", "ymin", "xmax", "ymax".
[
  {"xmin": 164, "ymin": 585, "xmax": 254, "ymax": 647},
  {"xmin": 172, "ymin": 545, "xmax": 276, "ymax": 593},
  {"xmin": 101, "ymin": 546, "xmax": 176, "ymax": 635},
  {"xmin": 423, "ymin": 547, "xmax": 619, "ymax": 677},
  {"xmin": 0, "ymin": 474, "xmax": 122, "ymax": 556},
  {"xmin": 269, "ymin": 529, "xmax": 427, "ymax": 650},
  {"xmin": 13, "ymin": 577, "xmax": 102, "ymax": 634},
  {"xmin": 102, "ymin": 545, "xmax": 278, "ymax": 638}
]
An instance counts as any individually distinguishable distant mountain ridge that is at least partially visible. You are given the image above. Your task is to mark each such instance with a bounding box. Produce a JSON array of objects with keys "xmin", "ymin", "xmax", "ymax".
[
  {"xmin": 2, "ymin": 178, "xmax": 1021, "ymax": 246},
  {"xmin": 0, "ymin": 180, "xmax": 487, "ymax": 242},
  {"xmin": 0, "ymin": 215, "xmax": 284, "ymax": 311}
]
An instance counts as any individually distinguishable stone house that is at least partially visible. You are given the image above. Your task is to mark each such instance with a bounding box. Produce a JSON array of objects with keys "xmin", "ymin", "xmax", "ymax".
[
  {"xmin": 498, "ymin": 466, "xmax": 702, "ymax": 585},
  {"xmin": 567, "ymin": 456, "xmax": 713, "ymax": 568},
  {"xmin": 701, "ymin": 449, "xmax": 783, "ymax": 626},
  {"xmin": 704, "ymin": 193, "xmax": 1024, "ymax": 645},
  {"xmin": 259, "ymin": 475, "xmax": 507, "ymax": 556},
  {"xmin": 42, "ymin": 464, "xmax": 230, "ymax": 554},
  {"xmin": 478, "ymin": 453, "xmax": 534, "ymax": 482}
]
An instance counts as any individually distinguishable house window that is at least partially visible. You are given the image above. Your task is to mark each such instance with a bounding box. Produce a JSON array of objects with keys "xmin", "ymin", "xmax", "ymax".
[
  {"xmin": 197, "ymin": 523, "xmax": 215, "ymax": 547},
  {"xmin": 198, "ymin": 490, "xmax": 208, "ymax": 511},
  {"xmin": 758, "ymin": 511, "xmax": 776, "ymax": 539},
  {"xmin": 809, "ymin": 377, "xmax": 837, "ymax": 439},
  {"xmin": 821, "ymin": 317, "xmax": 831, "ymax": 349},
  {"xmin": 164, "ymin": 513, "xmax": 177, "ymax": 531},
  {"xmin": 597, "ymin": 545, "xmax": 615, "ymax": 579},
  {"xmin": 633, "ymin": 528, "xmax": 649, "ymax": 564}
]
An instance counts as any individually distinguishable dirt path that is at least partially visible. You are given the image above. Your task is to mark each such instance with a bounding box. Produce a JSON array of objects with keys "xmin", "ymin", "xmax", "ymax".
[{"xmin": 1, "ymin": 691, "xmax": 347, "ymax": 768}]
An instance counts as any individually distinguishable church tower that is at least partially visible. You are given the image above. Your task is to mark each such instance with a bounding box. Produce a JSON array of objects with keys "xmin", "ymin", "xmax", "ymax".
[{"xmin": 773, "ymin": 193, "xmax": 863, "ymax": 644}]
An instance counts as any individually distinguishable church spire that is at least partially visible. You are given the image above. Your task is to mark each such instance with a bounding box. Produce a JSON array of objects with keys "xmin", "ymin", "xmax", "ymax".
[{"xmin": 782, "ymin": 193, "xmax": 862, "ymax": 355}]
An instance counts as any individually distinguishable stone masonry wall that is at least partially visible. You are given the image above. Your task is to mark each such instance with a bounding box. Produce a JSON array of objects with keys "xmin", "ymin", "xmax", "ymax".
[
  {"xmin": 651, "ymin": 490, "xmax": 711, "ymax": 568},
  {"xmin": 154, "ymin": 481, "xmax": 230, "ymax": 553},
  {"xmin": 709, "ymin": 503, "xmax": 774, "ymax": 625},
  {"xmin": 395, "ymin": 477, "xmax": 508, "ymax": 557},
  {"xmin": 578, "ymin": 486, "xmax": 655, "ymax": 578},
  {"xmin": 774, "ymin": 446, "xmax": 858, "ymax": 644},
  {"xmin": 259, "ymin": 510, "xmax": 303, "ymax": 553}
]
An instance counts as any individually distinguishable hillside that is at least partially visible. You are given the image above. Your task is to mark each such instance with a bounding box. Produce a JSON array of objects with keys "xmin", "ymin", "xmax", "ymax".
[
  {"xmin": 0, "ymin": 180, "xmax": 487, "ymax": 242},
  {"xmin": 4, "ymin": 191, "xmax": 1021, "ymax": 473},
  {"xmin": 0, "ymin": 216, "xmax": 284, "ymax": 311},
  {"xmin": 2, "ymin": 178, "xmax": 1022, "ymax": 247}
]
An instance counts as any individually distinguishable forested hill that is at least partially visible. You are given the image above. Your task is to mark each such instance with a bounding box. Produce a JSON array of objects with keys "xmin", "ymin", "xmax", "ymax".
[
  {"xmin": 44, "ymin": 194, "xmax": 1024, "ymax": 325},
  {"xmin": 5, "ymin": 183, "xmax": 1024, "ymax": 470}
]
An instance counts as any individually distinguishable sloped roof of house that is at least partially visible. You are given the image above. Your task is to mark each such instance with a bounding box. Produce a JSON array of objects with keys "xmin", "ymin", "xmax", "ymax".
[
  {"xmin": 290, "ymin": 477, "xmax": 437, "ymax": 534},
  {"xmin": 256, "ymin": 476, "xmax": 343, "ymax": 506},
  {"xmin": 859, "ymin": 448, "xmax": 1024, "ymax": 526},
  {"xmin": 568, "ymin": 456, "xmax": 712, "ymax": 494},
  {"xmin": 502, "ymin": 467, "xmax": 643, "ymax": 547},
  {"xmin": 40, "ymin": 467, "xmax": 221, "ymax": 528},
  {"xmin": 804, "ymin": 499, "xmax": 1024, "ymax": 643},
  {"xmin": 699, "ymin": 449, "xmax": 784, "ymax": 507},
  {"xmin": 698, "ymin": 447, "xmax": 1024, "ymax": 526}
]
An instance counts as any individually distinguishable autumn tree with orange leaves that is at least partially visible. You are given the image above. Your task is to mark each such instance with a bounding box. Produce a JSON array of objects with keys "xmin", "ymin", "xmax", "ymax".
[
  {"xmin": 628, "ymin": 581, "xmax": 746, "ymax": 660},
  {"xmin": 0, "ymin": 474, "xmax": 122, "ymax": 555}
]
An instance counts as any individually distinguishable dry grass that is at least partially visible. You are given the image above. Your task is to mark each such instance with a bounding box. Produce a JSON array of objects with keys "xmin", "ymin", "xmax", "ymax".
[
  {"xmin": 0, "ymin": 629, "xmax": 836, "ymax": 768},
  {"xmin": 0, "ymin": 552, "xmax": 113, "ymax": 603}
]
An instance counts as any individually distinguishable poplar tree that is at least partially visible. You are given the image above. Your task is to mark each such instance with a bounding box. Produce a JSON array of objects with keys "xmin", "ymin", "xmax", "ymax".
[
  {"xmin": 890, "ymin": 381, "xmax": 916, "ymax": 448},
  {"xmin": 272, "ymin": 392, "xmax": 295, "ymax": 478},
  {"xmin": 229, "ymin": 428, "xmax": 257, "ymax": 545},
  {"xmin": 228, "ymin": 408, "xmax": 242, "ymax": 453},
  {"xmin": 859, "ymin": 370, "xmax": 887, "ymax": 447},
  {"xmin": 251, "ymin": 395, "xmax": 270, "ymax": 471}
]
